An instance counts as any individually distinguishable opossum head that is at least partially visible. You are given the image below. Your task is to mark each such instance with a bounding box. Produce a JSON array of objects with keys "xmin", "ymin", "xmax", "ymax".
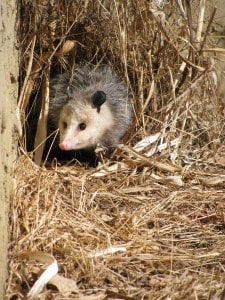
[{"xmin": 58, "ymin": 90, "xmax": 114, "ymax": 150}]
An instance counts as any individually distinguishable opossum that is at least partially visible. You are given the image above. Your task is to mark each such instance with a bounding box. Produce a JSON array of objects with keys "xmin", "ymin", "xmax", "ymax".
[{"xmin": 48, "ymin": 65, "xmax": 133, "ymax": 153}]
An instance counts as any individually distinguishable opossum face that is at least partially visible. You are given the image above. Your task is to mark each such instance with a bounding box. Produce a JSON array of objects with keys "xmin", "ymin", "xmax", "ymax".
[{"xmin": 58, "ymin": 91, "xmax": 114, "ymax": 150}]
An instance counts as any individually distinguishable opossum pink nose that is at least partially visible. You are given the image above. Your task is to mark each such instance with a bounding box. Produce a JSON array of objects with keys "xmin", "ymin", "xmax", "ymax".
[{"xmin": 59, "ymin": 141, "xmax": 71, "ymax": 151}]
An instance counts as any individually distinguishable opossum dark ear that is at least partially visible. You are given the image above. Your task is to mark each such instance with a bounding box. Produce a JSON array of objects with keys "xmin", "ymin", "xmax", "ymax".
[{"xmin": 91, "ymin": 91, "xmax": 106, "ymax": 110}]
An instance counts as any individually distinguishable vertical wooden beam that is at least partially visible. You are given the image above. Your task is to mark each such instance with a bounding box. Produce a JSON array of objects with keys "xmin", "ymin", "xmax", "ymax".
[{"xmin": 0, "ymin": 1, "xmax": 18, "ymax": 298}]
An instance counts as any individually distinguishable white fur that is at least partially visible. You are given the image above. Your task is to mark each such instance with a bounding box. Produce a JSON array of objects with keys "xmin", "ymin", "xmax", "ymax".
[{"xmin": 58, "ymin": 101, "xmax": 114, "ymax": 150}]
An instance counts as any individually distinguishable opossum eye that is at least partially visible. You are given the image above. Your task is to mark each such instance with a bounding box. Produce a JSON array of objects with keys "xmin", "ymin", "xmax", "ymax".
[
  {"xmin": 62, "ymin": 121, "xmax": 67, "ymax": 129},
  {"xmin": 91, "ymin": 91, "xmax": 106, "ymax": 109},
  {"xmin": 79, "ymin": 123, "xmax": 86, "ymax": 130}
]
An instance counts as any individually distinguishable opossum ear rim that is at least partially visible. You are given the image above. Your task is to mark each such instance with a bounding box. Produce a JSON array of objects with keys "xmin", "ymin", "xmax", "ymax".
[
  {"xmin": 67, "ymin": 85, "xmax": 74, "ymax": 98},
  {"xmin": 91, "ymin": 91, "xmax": 106, "ymax": 112}
]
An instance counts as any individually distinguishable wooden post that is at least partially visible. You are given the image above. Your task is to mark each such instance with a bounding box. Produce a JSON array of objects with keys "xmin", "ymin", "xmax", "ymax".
[{"xmin": 0, "ymin": 0, "xmax": 18, "ymax": 298}]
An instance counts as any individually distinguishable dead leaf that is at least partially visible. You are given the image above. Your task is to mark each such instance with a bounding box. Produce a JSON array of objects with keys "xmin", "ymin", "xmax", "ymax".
[{"xmin": 49, "ymin": 274, "xmax": 79, "ymax": 297}]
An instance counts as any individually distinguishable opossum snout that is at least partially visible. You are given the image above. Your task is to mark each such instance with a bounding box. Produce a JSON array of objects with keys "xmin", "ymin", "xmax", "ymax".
[
  {"xmin": 59, "ymin": 131, "xmax": 82, "ymax": 150},
  {"xmin": 59, "ymin": 140, "xmax": 72, "ymax": 151}
]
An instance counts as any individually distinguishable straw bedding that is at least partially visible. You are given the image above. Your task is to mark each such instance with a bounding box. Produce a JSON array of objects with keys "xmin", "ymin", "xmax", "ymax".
[{"xmin": 7, "ymin": 0, "xmax": 225, "ymax": 299}]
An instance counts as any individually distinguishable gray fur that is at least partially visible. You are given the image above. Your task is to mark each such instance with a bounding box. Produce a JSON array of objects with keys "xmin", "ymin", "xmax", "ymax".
[{"xmin": 48, "ymin": 65, "xmax": 133, "ymax": 149}]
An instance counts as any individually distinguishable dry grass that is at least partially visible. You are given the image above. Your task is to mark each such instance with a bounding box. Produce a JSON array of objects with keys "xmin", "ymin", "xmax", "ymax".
[{"xmin": 8, "ymin": 0, "xmax": 225, "ymax": 299}]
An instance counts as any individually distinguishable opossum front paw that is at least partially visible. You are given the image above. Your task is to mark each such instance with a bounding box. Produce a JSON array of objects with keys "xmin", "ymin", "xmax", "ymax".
[{"xmin": 95, "ymin": 143, "xmax": 108, "ymax": 153}]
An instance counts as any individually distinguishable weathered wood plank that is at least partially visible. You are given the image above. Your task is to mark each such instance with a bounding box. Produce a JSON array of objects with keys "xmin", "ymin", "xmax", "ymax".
[{"xmin": 0, "ymin": 1, "xmax": 18, "ymax": 298}]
